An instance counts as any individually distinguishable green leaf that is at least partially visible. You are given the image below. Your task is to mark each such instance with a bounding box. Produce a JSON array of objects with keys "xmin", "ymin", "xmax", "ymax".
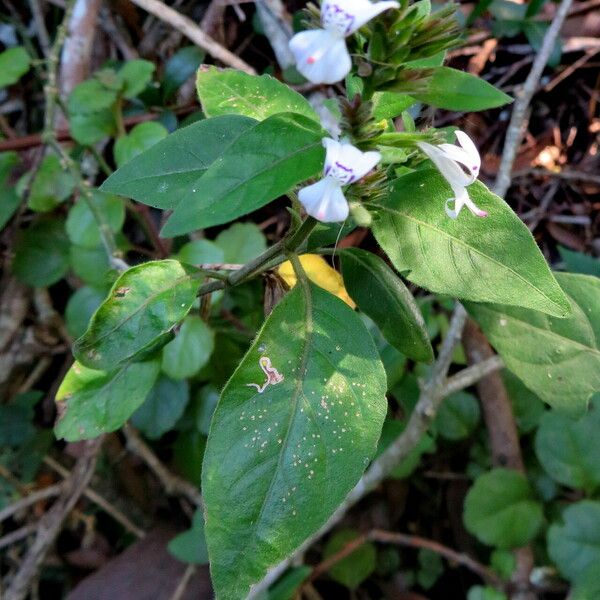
[
  {"xmin": 463, "ymin": 468, "xmax": 544, "ymax": 549},
  {"xmin": 54, "ymin": 359, "xmax": 160, "ymax": 441},
  {"xmin": 434, "ymin": 391, "xmax": 480, "ymax": 441},
  {"xmin": 177, "ymin": 239, "xmax": 225, "ymax": 266},
  {"xmin": 168, "ymin": 510, "xmax": 209, "ymax": 564},
  {"xmin": 502, "ymin": 370, "xmax": 545, "ymax": 433},
  {"xmin": 70, "ymin": 244, "xmax": 115, "ymax": 287},
  {"xmin": 558, "ymin": 246, "xmax": 600, "ymax": 277},
  {"xmin": 215, "ymin": 222, "xmax": 267, "ymax": 263},
  {"xmin": 535, "ymin": 399, "xmax": 600, "ymax": 493},
  {"xmin": 68, "ymin": 79, "xmax": 118, "ymax": 114},
  {"xmin": 371, "ymin": 92, "xmax": 416, "ymax": 120},
  {"xmin": 466, "ymin": 273, "xmax": 600, "ymax": 414},
  {"xmin": 0, "ymin": 152, "xmax": 19, "ymax": 229},
  {"xmin": 73, "ymin": 260, "xmax": 202, "ymax": 371},
  {"xmin": 161, "ymin": 316, "xmax": 214, "ymax": 380},
  {"xmin": 118, "ymin": 59, "xmax": 155, "ymax": 99},
  {"xmin": 412, "ymin": 67, "xmax": 512, "ymax": 111},
  {"xmin": 0, "ymin": 47, "xmax": 31, "ymax": 87},
  {"xmin": 70, "ymin": 110, "xmax": 116, "ymax": 145},
  {"xmin": 323, "ymin": 529, "xmax": 376, "ymax": 589},
  {"xmin": 195, "ymin": 385, "xmax": 220, "ymax": 435},
  {"xmin": 131, "ymin": 375, "xmax": 189, "ymax": 439},
  {"xmin": 341, "ymin": 248, "xmax": 433, "ymax": 362},
  {"xmin": 113, "ymin": 122, "xmax": 168, "ymax": 168},
  {"xmin": 12, "ymin": 218, "xmax": 70, "ymax": 287},
  {"xmin": 65, "ymin": 286, "xmax": 107, "ymax": 339},
  {"xmin": 267, "ymin": 566, "xmax": 311, "ymax": 600},
  {"xmin": 196, "ymin": 66, "xmax": 319, "ymax": 122},
  {"xmin": 203, "ymin": 283, "xmax": 387, "ymax": 599},
  {"xmin": 162, "ymin": 113, "xmax": 324, "ymax": 236},
  {"xmin": 28, "ymin": 155, "xmax": 75, "ymax": 212},
  {"xmin": 163, "ymin": 47, "xmax": 205, "ymax": 100},
  {"xmin": 173, "ymin": 430, "xmax": 206, "ymax": 487},
  {"xmin": 417, "ymin": 548, "xmax": 444, "ymax": 589},
  {"xmin": 571, "ymin": 569, "xmax": 600, "ymax": 600},
  {"xmin": 101, "ymin": 115, "xmax": 257, "ymax": 209},
  {"xmin": 490, "ymin": 549, "xmax": 516, "ymax": 580},
  {"xmin": 467, "ymin": 586, "xmax": 508, "ymax": 600},
  {"xmin": 370, "ymin": 170, "xmax": 570, "ymax": 317},
  {"xmin": 547, "ymin": 500, "xmax": 600, "ymax": 584},
  {"xmin": 66, "ymin": 191, "xmax": 125, "ymax": 248}
]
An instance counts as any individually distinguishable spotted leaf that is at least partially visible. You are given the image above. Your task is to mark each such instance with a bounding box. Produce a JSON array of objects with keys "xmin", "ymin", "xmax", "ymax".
[{"xmin": 202, "ymin": 282, "xmax": 387, "ymax": 599}]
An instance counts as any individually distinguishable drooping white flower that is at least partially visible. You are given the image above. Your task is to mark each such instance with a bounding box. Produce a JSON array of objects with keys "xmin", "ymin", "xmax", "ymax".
[
  {"xmin": 417, "ymin": 131, "xmax": 487, "ymax": 219},
  {"xmin": 299, "ymin": 138, "xmax": 381, "ymax": 222},
  {"xmin": 289, "ymin": 0, "xmax": 400, "ymax": 85}
]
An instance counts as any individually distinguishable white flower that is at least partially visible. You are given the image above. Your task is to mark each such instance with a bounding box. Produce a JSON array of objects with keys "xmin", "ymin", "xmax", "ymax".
[
  {"xmin": 289, "ymin": 0, "xmax": 400, "ymax": 85},
  {"xmin": 417, "ymin": 131, "xmax": 487, "ymax": 219},
  {"xmin": 299, "ymin": 138, "xmax": 381, "ymax": 222}
]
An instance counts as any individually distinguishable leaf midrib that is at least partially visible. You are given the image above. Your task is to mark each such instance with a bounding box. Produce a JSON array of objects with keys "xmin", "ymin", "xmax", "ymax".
[{"xmin": 374, "ymin": 203, "xmax": 565, "ymax": 315}]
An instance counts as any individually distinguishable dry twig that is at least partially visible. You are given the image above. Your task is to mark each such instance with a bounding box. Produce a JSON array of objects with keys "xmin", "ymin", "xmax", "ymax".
[{"xmin": 128, "ymin": 0, "xmax": 256, "ymax": 74}]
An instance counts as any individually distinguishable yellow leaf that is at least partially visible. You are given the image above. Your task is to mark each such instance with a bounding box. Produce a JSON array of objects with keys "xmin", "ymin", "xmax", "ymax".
[{"xmin": 277, "ymin": 254, "xmax": 356, "ymax": 309}]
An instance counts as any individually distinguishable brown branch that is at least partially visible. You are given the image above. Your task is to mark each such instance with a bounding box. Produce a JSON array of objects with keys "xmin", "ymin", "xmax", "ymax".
[
  {"xmin": 462, "ymin": 320, "xmax": 535, "ymax": 600},
  {"xmin": 308, "ymin": 529, "xmax": 502, "ymax": 588},
  {"xmin": 0, "ymin": 484, "xmax": 63, "ymax": 524},
  {"xmin": 5, "ymin": 438, "xmax": 102, "ymax": 600},
  {"xmin": 0, "ymin": 104, "xmax": 197, "ymax": 153}
]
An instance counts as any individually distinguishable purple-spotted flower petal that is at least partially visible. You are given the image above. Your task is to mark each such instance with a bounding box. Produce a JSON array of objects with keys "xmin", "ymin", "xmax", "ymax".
[
  {"xmin": 417, "ymin": 131, "xmax": 487, "ymax": 219},
  {"xmin": 299, "ymin": 138, "xmax": 381, "ymax": 222},
  {"xmin": 289, "ymin": 0, "xmax": 399, "ymax": 85}
]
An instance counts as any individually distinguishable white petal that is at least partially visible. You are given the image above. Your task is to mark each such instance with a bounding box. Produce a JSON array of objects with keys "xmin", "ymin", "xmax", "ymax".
[
  {"xmin": 322, "ymin": 0, "xmax": 399, "ymax": 35},
  {"xmin": 446, "ymin": 187, "xmax": 487, "ymax": 219},
  {"xmin": 455, "ymin": 130, "xmax": 481, "ymax": 174},
  {"xmin": 323, "ymin": 141, "xmax": 381, "ymax": 184},
  {"xmin": 437, "ymin": 143, "xmax": 477, "ymax": 184},
  {"xmin": 418, "ymin": 142, "xmax": 472, "ymax": 188},
  {"xmin": 298, "ymin": 177, "xmax": 349, "ymax": 222},
  {"xmin": 289, "ymin": 29, "xmax": 351, "ymax": 84}
]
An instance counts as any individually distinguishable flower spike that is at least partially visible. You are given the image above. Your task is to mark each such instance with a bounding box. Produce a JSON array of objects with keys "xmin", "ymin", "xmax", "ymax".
[
  {"xmin": 289, "ymin": 0, "xmax": 399, "ymax": 85},
  {"xmin": 417, "ymin": 131, "xmax": 487, "ymax": 219},
  {"xmin": 299, "ymin": 138, "xmax": 381, "ymax": 222}
]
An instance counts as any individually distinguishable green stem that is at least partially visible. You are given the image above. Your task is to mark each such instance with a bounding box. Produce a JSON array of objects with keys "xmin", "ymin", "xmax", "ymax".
[{"xmin": 41, "ymin": 0, "xmax": 125, "ymax": 270}]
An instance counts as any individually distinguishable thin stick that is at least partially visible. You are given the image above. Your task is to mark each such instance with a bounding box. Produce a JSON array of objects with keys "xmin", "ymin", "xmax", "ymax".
[
  {"xmin": 43, "ymin": 456, "xmax": 145, "ymax": 539},
  {"xmin": 128, "ymin": 0, "xmax": 256, "ymax": 74},
  {"xmin": 123, "ymin": 425, "xmax": 203, "ymax": 508},
  {"xmin": 0, "ymin": 485, "xmax": 63, "ymax": 523},
  {"xmin": 169, "ymin": 565, "xmax": 197, "ymax": 600},
  {"xmin": 369, "ymin": 529, "xmax": 502, "ymax": 587},
  {"xmin": 0, "ymin": 524, "xmax": 39, "ymax": 551},
  {"xmin": 5, "ymin": 439, "xmax": 102, "ymax": 600},
  {"xmin": 493, "ymin": 0, "xmax": 574, "ymax": 198}
]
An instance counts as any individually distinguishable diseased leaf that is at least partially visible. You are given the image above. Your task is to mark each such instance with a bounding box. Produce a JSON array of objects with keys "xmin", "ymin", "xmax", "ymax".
[
  {"xmin": 196, "ymin": 67, "xmax": 319, "ymax": 122},
  {"xmin": 370, "ymin": 169, "xmax": 570, "ymax": 317},
  {"xmin": 101, "ymin": 115, "xmax": 257, "ymax": 209},
  {"xmin": 162, "ymin": 112, "xmax": 324, "ymax": 235},
  {"xmin": 74, "ymin": 260, "xmax": 202, "ymax": 371},
  {"xmin": 341, "ymin": 248, "xmax": 433, "ymax": 362},
  {"xmin": 203, "ymin": 283, "xmax": 387, "ymax": 599},
  {"xmin": 466, "ymin": 273, "xmax": 600, "ymax": 414},
  {"xmin": 55, "ymin": 360, "xmax": 160, "ymax": 441}
]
